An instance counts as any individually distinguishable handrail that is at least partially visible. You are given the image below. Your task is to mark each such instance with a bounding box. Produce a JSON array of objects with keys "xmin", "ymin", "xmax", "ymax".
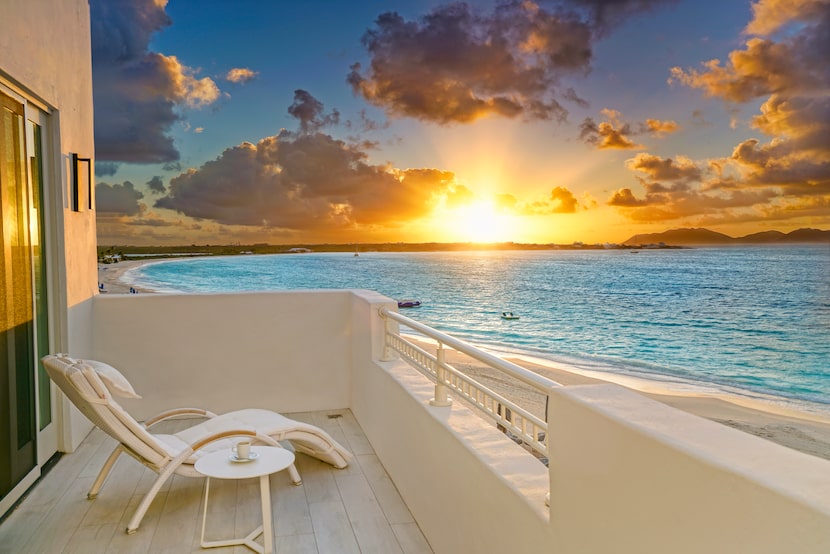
[
  {"xmin": 379, "ymin": 306, "xmax": 561, "ymax": 458},
  {"xmin": 379, "ymin": 307, "xmax": 561, "ymax": 392}
]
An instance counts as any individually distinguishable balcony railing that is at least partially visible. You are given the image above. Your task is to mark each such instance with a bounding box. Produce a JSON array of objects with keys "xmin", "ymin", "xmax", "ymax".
[{"xmin": 379, "ymin": 307, "xmax": 560, "ymax": 458}]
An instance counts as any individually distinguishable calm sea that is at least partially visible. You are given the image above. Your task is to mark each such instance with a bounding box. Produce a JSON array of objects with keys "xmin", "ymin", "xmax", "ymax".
[{"xmin": 125, "ymin": 246, "xmax": 830, "ymax": 410}]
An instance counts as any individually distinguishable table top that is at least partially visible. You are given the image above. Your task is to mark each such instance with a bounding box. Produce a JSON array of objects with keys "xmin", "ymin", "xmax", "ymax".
[{"xmin": 194, "ymin": 446, "xmax": 295, "ymax": 480}]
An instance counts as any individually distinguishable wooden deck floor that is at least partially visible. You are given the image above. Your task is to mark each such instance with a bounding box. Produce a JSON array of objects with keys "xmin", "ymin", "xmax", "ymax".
[{"xmin": 0, "ymin": 410, "xmax": 432, "ymax": 554}]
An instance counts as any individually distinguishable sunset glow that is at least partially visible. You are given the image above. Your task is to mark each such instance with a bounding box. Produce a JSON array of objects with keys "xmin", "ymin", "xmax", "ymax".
[
  {"xmin": 90, "ymin": 0, "xmax": 829, "ymax": 246},
  {"xmin": 442, "ymin": 201, "xmax": 516, "ymax": 243}
]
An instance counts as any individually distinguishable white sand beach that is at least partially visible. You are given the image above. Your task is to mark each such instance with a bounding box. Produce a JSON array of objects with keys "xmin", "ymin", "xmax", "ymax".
[
  {"xmin": 98, "ymin": 259, "xmax": 156, "ymax": 293},
  {"xmin": 98, "ymin": 259, "xmax": 830, "ymax": 461}
]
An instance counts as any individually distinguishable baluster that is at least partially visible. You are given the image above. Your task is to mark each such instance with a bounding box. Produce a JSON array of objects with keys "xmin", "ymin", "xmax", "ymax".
[
  {"xmin": 430, "ymin": 342, "xmax": 452, "ymax": 407},
  {"xmin": 381, "ymin": 314, "xmax": 394, "ymax": 361}
]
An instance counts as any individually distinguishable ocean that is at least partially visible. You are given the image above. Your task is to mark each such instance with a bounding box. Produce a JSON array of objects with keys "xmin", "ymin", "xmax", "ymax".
[{"xmin": 124, "ymin": 246, "xmax": 830, "ymax": 411}]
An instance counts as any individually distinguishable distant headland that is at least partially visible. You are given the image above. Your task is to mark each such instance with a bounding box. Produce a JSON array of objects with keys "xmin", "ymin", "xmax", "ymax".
[
  {"xmin": 98, "ymin": 227, "xmax": 828, "ymax": 262},
  {"xmin": 623, "ymin": 227, "xmax": 830, "ymax": 245}
]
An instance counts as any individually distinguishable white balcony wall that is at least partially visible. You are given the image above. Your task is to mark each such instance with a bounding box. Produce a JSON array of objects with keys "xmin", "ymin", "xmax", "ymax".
[
  {"xmin": 548, "ymin": 384, "xmax": 830, "ymax": 554},
  {"xmin": 86, "ymin": 290, "xmax": 358, "ymax": 421},
  {"xmin": 349, "ymin": 323, "xmax": 553, "ymax": 552}
]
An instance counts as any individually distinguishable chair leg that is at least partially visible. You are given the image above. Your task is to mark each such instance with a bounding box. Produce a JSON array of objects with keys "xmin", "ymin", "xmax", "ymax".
[
  {"xmin": 125, "ymin": 459, "xmax": 182, "ymax": 534},
  {"xmin": 288, "ymin": 463, "xmax": 302, "ymax": 485},
  {"xmin": 88, "ymin": 445, "xmax": 124, "ymax": 499}
]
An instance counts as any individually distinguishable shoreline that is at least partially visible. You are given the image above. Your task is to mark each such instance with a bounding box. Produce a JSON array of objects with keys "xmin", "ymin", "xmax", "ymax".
[{"xmin": 98, "ymin": 258, "xmax": 830, "ymax": 461}]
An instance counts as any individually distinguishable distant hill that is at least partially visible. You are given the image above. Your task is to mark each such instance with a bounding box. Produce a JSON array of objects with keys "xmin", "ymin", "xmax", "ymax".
[{"xmin": 624, "ymin": 227, "xmax": 830, "ymax": 245}]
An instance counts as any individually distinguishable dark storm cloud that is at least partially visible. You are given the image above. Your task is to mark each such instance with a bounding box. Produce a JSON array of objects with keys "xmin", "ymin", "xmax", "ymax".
[
  {"xmin": 95, "ymin": 181, "xmax": 145, "ymax": 215},
  {"xmin": 90, "ymin": 0, "xmax": 220, "ymax": 163}
]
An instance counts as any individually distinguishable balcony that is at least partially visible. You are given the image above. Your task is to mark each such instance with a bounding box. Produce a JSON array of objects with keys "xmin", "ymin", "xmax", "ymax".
[
  {"xmin": 0, "ymin": 410, "xmax": 430, "ymax": 553},
  {"xmin": 1, "ymin": 289, "xmax": 829, "ymax": 553}
]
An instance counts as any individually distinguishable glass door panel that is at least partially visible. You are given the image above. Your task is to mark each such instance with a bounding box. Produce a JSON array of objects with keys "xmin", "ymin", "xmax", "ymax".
[{"xmin": 0, "ymin": 90, "xmax": 36, "ymax": 499}]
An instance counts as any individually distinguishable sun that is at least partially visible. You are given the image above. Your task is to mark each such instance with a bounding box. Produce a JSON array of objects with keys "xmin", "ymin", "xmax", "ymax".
[{"xmin": 447, "ymin": 201, "xmax": 513, "ymax": 243}]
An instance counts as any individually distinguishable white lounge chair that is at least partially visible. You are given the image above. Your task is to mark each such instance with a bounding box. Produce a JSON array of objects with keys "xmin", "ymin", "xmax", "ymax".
[{"xmin": 42, "ymin": 354, "xmax": 352, "ymax": 534}]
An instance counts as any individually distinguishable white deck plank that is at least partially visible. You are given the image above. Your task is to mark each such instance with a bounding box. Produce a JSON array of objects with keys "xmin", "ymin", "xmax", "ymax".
[
  {"xmin": 356, "ymin": 453, "xmax": 415, "ymax": 524},
  {"xmin": 392, "ymin": 522, "xmax": 434, "ymax": 554},
  {"xmin": 308, "ymin": 500, "xmax": 360, "ymax": 554},
  {"xmin": 336, "ymin": 473, "xmax": 404, "ymax": 554}
]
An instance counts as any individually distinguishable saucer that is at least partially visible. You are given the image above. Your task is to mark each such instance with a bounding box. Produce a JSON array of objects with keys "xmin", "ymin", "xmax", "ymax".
[{"xmin": 229, "ymin": 451, "xmax": 259, "ymax": 463}]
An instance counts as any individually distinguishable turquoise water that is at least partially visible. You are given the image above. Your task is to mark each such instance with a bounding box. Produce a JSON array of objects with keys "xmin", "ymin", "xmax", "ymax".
[{"xmin": 125, "ymin": 246, "xmax": 830, "ymax": 408}]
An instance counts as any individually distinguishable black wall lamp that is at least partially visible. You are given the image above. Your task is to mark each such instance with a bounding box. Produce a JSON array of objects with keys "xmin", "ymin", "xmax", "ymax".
[{"xmin": 71, "ymin": 153, "xmax": 92, "ymax": 211}]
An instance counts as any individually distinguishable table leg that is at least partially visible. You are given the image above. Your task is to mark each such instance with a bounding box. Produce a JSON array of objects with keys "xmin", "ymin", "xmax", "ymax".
[
  {"xmin": 200, "ymin": 477, "xmax": 211, "ymax": 547},
  {"xmin": 259, "ymin": 474, "xmax": 273, "ymax": 554}
]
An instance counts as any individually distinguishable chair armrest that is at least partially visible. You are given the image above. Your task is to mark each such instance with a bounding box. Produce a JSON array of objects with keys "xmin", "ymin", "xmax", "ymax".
[
  {"xmin": 144, "ymin": 408, "xmax": 217, "ymax": 428},
  {"xmin": 189, "ymin": 429, "xmax": 257, "ymax": 453}
]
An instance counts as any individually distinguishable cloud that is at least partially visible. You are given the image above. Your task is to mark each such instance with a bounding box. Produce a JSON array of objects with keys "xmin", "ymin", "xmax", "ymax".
[
  {"xmin": 625, "ymin": 153, "xmax": 702, "ymax": 182},
  {"xmin": 612, "ymin": 0, "xmax": 830, "ymax": 226},
  {"xmin": 146, "ymin": 175, "xmax": 166, "ymax": 194},
  {"xmin": 744, "ymin": 0, "xmax": 829, "ymax": 36},
  {"xmin": 287, "ymin": 90, "xmax": 340, "ymax": 133},
  {"xmin": 95, "ymin": 181, "xmax": 145, "ymax": 215},
  {"xmin": 90, "ymin": 0, "xmax": 221, "ymax": 163},
  {"xmin": 154, "ymin": 129, "xmax": 460, "ymax": 232},
  {"xmin": 579, "ymin": 109, "xmax": 679, "ymax": 148},
  {"xmin": 609, "ymin": 152, "xmax": 781, "ymax": 221},
  {"xmin": 348, "ymin": 1, "xmax": 595, "ymax": 124},
  {"xmin": 495, "ymin": 186, "xmax": 586, "ymax": 215},
  {"xmin": 645, "ymin": 118, "xmax": 679, "ymax": 136},
  {"xmin": 563, "ymin": 0, "xmax": 680, "ymax": 35},
  {"xmin": 669, "ymin": 0, "xmax": 829, "ymax": 102},
  {"xmin": 225, "ymin": 67, "xmax": 259, "ymax": 83},
  {"xmin": 95, "ymin": 162, "xmax": 120, "ymax": 177},
  {"xmin": 548, "ymin": 186, "xmax": 580, "ymax": 213},
  {"xmin": 579, "ymin": 117, "xmax": 639, "ymax": 149}
]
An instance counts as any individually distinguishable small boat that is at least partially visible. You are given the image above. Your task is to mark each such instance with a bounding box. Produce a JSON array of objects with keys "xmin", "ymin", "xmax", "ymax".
[
  {"xmin": 501, "ymin": 311, "xmax": 519, "ymax": 320},
  {"xmin": 398, "ymin": 300, "xmax": 421, "ymax": 308}
]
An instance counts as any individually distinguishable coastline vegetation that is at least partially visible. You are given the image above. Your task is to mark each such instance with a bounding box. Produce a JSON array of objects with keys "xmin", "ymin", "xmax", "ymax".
[{"xmin": 97, "ymin": 241, "xmax": 681, "ymax": 263}]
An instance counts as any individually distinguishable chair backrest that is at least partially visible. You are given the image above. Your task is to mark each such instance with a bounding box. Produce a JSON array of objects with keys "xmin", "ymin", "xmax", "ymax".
[{"xmin": 42, "ymin": 354, "xmax": 170, "ymax": 468}]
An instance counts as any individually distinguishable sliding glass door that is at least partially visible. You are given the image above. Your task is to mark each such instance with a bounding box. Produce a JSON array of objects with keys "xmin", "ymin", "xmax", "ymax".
[
  {"xmin": 0, "ymin": 90, "xmax": 36, "ymax": 500},
  {"xmin": 0, "ymin": 88, "xmax": 53, "ymax": 502}
]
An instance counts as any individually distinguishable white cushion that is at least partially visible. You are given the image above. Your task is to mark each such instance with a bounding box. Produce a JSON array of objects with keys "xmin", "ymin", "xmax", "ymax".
[{"xmin": 79, "ymin": 359, "xmax": 142, "ymax": 399}]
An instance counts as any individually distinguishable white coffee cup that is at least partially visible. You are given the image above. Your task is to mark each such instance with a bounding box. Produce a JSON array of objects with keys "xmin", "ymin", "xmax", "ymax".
[{"xmin": 235, "ymin": 440, "xmax": 252, "ymax": 460}]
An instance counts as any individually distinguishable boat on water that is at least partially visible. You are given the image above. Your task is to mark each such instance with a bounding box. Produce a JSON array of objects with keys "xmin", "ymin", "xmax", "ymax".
[
  {"xmin": 398, "ymin": 300, "xmax": 421, "ymax": 308},
  {"xmin": 501, "ymin": 312, "xmax": 519, "ymax": 320}
]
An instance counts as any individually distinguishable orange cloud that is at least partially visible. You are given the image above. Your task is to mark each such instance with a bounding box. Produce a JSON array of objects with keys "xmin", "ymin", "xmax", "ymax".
[
  {"xmin": 635, "ymin": 0, "xmax": 830, "ymax": 227},
  {"xmin": 225, "ymin": 67, "xmax": 259, "ymax": 83},
  {"xmin": 579, "ymin": 109, "xmax": 679, "ymax": 149}
]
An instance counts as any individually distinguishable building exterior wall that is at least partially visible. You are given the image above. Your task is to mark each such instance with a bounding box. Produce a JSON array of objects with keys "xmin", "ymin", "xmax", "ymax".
[
  {"xmin": 0, "ymin": 0, "xmax": 97, "ymax": 312},
  {"xmin": 0, "ymin": 0, "xmax": 97, "ymax": 495}
]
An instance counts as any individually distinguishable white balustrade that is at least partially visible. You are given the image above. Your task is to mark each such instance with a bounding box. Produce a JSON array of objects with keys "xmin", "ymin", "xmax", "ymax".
[{"xmin": 379, "ymin": 307, "xmax": 560, "ymax": 457}]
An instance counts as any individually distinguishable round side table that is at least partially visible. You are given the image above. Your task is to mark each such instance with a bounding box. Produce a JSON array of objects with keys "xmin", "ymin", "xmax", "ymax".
[{"xmin": 195, "ymin": 446, "xmax": 295, "ymax": 554}]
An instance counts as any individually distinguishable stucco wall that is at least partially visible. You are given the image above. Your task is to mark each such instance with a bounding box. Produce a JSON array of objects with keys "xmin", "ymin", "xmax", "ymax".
[
  {"xmin": 548, "ymin": 384, "xmax": 830, "ymax": 554},
  {"xmin": 0, "ymin": 0, "xmax": 97, "ymax": 309},
  {"xmin": 87, "ymin": 290, "xmax": 355, "ymax": 420}
]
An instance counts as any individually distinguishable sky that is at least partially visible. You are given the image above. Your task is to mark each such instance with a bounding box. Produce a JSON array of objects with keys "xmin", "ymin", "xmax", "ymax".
[{"xmin": 91, "ymin": 0, "xmax": 830, "ymax": 246}]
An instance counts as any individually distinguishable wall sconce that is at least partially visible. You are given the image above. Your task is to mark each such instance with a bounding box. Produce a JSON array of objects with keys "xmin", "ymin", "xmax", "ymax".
[{"xmin": 71, "ymin": 153, "xmax": 91, "ymax": 211}]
